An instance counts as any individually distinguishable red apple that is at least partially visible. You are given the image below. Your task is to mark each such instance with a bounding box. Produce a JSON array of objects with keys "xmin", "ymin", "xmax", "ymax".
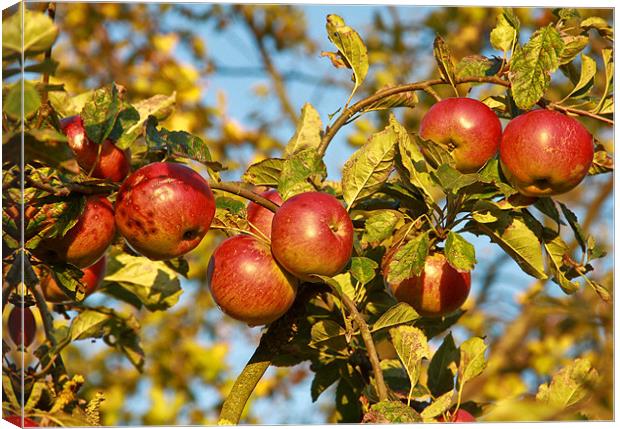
[
  {"xmin": 207, "ymin": 234, "xmax": 297, "ymax": 326},
  {"xmin": 382, "ymin": 250, "xmax": 470, "ymax": 317},
  {"xmin": 500, "ymin": 109, "xmax": 594, "ymax": 197},
  {"xmin": 438, "ymin": 409, "xmax": 476, "ymax": 422},
  {"xmin": 7, "ymin": 305, "xmax": 36, "ymax": 348},
  {"xmin": 3, "ymin": 415, "xmax": 39, "ymax": 427},
  {"xmin": 247, "ymin": 189, "xmax": 282, "ymax": 239},
  {"xmin": 271, "ymin": 192, "xmax": 353, "ymax": 281},
  {"xmin": 40, "ymin": 256, "xmax": 106, "ymax": 303},
  {"xmin": 61, "ymin": 115, "xmax": 130, "ymax": 182},
  {"xmin": 115, "ymin": 162, "xmax": 216, "ymax": 260},
  {"xmin": 34, "ymin": 196, "xmax": 116, "ymax": 268},
  {"xmin": 419, "ymin": 97, "xmax": 502, "ymax": 173}
]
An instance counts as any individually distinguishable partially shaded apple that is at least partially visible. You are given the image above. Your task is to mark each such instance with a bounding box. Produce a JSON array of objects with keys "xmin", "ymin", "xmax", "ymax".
[
  {"xmin": 438, "ymin": 409, "xmax": 476, "ymax": 422},
  {"xmin": 115, "ymin": 162, "xmax": 216, "ymax": 260},
  {"xmin": 207, "ymin": 234, "xmax": 297, "ymax": 326},
  {"xmin": 7, "ymin": 305, "xmax": 36, "ymax": 348}
]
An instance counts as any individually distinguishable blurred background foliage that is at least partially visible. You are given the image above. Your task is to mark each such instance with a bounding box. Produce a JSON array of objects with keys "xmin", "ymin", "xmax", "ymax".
[{"xmin": 6, "ymin": 2, "xmax": 613, "ymax": 424}]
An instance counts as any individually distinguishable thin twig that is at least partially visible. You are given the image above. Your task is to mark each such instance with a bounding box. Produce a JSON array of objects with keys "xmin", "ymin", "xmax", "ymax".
[
  {"xmin": 547, "ymin": 103, "xmax": 613, "ymax": 126},
  {"xmin": 208, "ymin": 181, "xmax": 280, "ymax": 213},
  {"xmin": 25, "ymin": 176, "xmax": 118, "ymax": 196}
]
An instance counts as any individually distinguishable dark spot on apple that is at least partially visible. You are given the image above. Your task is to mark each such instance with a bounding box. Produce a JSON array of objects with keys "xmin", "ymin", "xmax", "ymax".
[
  {"xmin": 534, "ymin": 178, "xmax": 551, "ymax": 188},
  {"xmin": 183, "ymin": 229, "xmax": 198, "ymax": 240},
  {"xmin": 149, "ymin": 228, "xmax": 157, "ymax": 234}
]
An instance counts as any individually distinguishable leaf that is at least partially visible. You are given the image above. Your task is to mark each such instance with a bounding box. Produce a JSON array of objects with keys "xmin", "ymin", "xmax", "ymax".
[
  {"xmin": 350, "ymin": 256, "xmax": 378, "ymax": 285},
  {"xmin": 421, "ymin": 391, "xmax": 454, "ymax": 420},
  {"xmin": 81, "ymin": 85, "xmax": 122, "ymax": 144},
  {"xmin": 589, "ymin": 143, "xmax": 613, "ymax": 176},
  {"xmin": 278, "ymin": 149, "xmax": 327, "ymax": 200},
  {"xmin": 48, "ymin": 263, "xmax": 87, "ymax": 302},
  {"xmin": 509, "ymin": 26, "xmax": 565, "ymax": 110},
  {"xmin": 335, "ymin": 379, "xmax": 363, "ymax": 423},
  {"xmin": 361, "ymin": 210, "xmax": 402, "ymax": 246},
  {"xmin": 580, "ymin": 17, "xmax": 613, "ymax": 42},
  {"xmin": 2, "ymin": 5, "xmax": 59, "ymax": 58},
  {"xmin": 445, "ymin": 231, "xmax": 476, "ymax": 272},
  {"xmin": 116, "ymin": 93, "xmax": 176, "ymax": 149},
  {"xmin": 458, "ymin": 337, "xmax": 487, "ymax": 386},
  {"xmin": 365, "ymin": 400, "xmax": 422, "ymax": 423},
  {"xmin": 593, "ymin": 48, "xmax": 613, "ymax": 114},
  {"xmin": 325, "ymin": 14, "xmax": 369, "ymax": 104},
  {"xmin": 3, "ymin": 81, "xmax": 41, "ymax": 120},
  {"xmin": 543, "ymin": 235, "xmax": 580, "ymax": 294},
  {"xmin": 103, "ymin": 253, "xmax": 182, "ymax": 311},
  {"xmin": 284, "ymin": 103, "xmax": 322, "ymax": 157},
  {"xmin": 473, "ymin": 216, "xmax": 547, "ymax": 280},
  {"xmin": 390, "ymin": 326, "xmax": 429, "ymax": 392},
  {"xmin": 433, "ymin": 36, "xmax": 457, "ymax": 93},
  {"xmin": 558, "ymin": 35, "xmax": 589, "ymax": 65},
  {"xmin": 456, "ymin": 55, "xmax": 501, "ymax": 79},
  {"xmin": 427, "ymin": 332, "xmax": 459, "ymax": 397},
  {"xmin": 362, "ymin": 89, "xmax": 418, "ymax": 112},
  {"xmin": 342, "ymin": 122, "xmax": 396, "ymax": 209},
  {"xmin": 309, "ymin": 320, "xmax": 347, "ymax": 352},
  {"xmin": 536, "ymin": 358, "xmax": 600, "ymax": 409},
  {"xmin": 562, "ymin": 54, "xmax": 596, "ymax": 100},
  {"xmin": 243, "ymin": 158, "xmax": 285, "ymax": 187},
  {"xmin": 386, "ymin": 233, "xmax": 430, "ymax": 285},
  {"xmin": 371, "ymin": 302, "xmax": 420, "ymax": 333},
  {"xmin": 4, "ymin": 130, "xmax": 78, "ymax": 174},
  {"xmin": 490, "ymin": 12, "xmax": 517, "ymax": 52},
  {"xmin": 215, "ymin": 196, "xmax": 246, "ymax": 215},
  {"xmin": 558, "ymin": 202, "xmax": 586, "ymax": 253},
  {"xmin": 433, "ymin": 164, "xmax": 478, "ymax": 195},
  {"xmin": 311, "ymin": 363, "xmax": 340, "ymax": 402}
]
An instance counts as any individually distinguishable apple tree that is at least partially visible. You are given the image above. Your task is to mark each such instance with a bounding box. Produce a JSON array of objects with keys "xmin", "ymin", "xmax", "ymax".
[{"xmin": 2, "ymin": 3, "xmax": 614, "ymax": 425}]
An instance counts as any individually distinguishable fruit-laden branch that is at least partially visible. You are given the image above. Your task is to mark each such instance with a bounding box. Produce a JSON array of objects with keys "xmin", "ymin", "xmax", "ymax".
[
  {"xmin": 339, "ymin": 292, "xmax": 389, "ymax": 402},
  {"xmin": 25, "ymin": 176, "xmax": 119, "ymax": 196},
  {"xmin": 209, "ymin": 181, "xmax": 281, "ymax": 213}
]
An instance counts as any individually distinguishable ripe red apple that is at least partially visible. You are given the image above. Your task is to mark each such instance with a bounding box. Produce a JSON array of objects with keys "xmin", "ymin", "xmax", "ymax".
[
  {"xmin": 40, "ymin": 256, "xmax": 106, "ymax": 303},
  {"xmin": 3, "ymin": 415, "xmax": 39, "ymax": 427},
  {"xmin": 115, "ymin": 162, "xmax": 216, "ymax": 260},
  {"xmin": 61, "ymin": 115, "xmax": 130, "ymax": 182},
  {"xmin": 438, "ymin": 409, "xmax": 476, "ymax": 422},
  {"xmin": 271, "ymin": 192, "xmax": 354, "ymax": 281},
  {"xmin": 499, "ymin": 109, "xmax": 594, "ymax": 197},
  {"xmin": 382, "ymin": 250, "xmax": 471, "ymax": 317},
  {"xmin": 419, "ymin": 97, "xmax": 502, "ymax": 173},
  {"xmin": 247, "ymin": 189, "xmax": 282, "ymax": 239},
  {"xmin": 207, "ymin": 234, "xmax": 297, "ymax": 326},
  {"xmin": 34, "ymin": 196, "xmax": 116, "ymax": 268},
  {"xmin": 7, "ymin": 305, "xmax": 36, "ymax": 348}
]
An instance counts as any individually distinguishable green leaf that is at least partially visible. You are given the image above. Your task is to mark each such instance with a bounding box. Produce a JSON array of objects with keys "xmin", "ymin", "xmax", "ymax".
[
  {"xmin": 445, "ymin": 231, "xmax": 476, "ymax": 272},
  {"xmin": 580, "ymin": 17, "xmax": 613, "ymax": 42},
  {"xmin": 593, "ymin": 48, "xmax": 613, "ymax": 114},
  {"xmin": 433, "ymin": 164, "xmax": 478, "ymax": 195},
  {"xmin": 311, "ymin": 363, "xmax": 340, "ymax": 402},
  {"xmin": 3, "ymin": 81, "xmax": 42, "ymax": 120},
  {"xmin": 284, "ymin": 103, "xmax": 322, "ymax": 157},
  {"xmin": 543, "ymin": 235, "xmax": 580, "ymax": 294},
  {"xmin": 456, "ymin": 55, "xmax": 501, "ymax": 79},
  {"xmin": 2, "ymin": 5, "xmax": 59, "ymax": 58},
  {"xmin": 421, "ymin": 390, "xmax": 454, "ymax": 420},
  {"xmin": 473, "ymin": 216, "xmax": 547, "ymax": 280},
  {"xmin": 365, "ymin": 400, "xmax": 422, "ymax": 423},
  {"xmin": 243, "ymin": 158, "xmax": 285, "ymax": 187},
  {"xmin": 309, "ymin": 320, "xmax": 347, "ymax": 351},
  {"xmin": 509, "ymin": 26, "xmax": 564, "ymax": 110},
  {"xmin": 433, "ymin": 36, "xmax": 457, "ymax": 93},
  {"xmin": 371, "ymin": 302, "xmax": 420, "ymax": 333},
  {"xmin": 48, "ymin": 263, "xmax": 87, "ymax": 302},
  {"xmin": 115, "ymin": 93, "xmax": 176, "ymax": 149},
  {"xmin": 350, "ymin": 256, "xmax": 378, "ymax": 285},
  {"xmin": 215, "ymin": 196, "xmax": 246, "ymax": 215},
  {"xmin": 342, "ymin": 122, "xmax": 396, "ymax": 209},
  {"xmin": 278, "ymin": 149, "xmax": 327, "ymax": 200},
  {"xmin": 562, "ymin": 54, "xmax": 596, "ymax": 100},
  {"xmin": 427, "ymin": 332, "xmax": 459, "ymax": 397},
  {"xmin": 558, "ymin": 35, "xmax": 589, "ymax": 65},
  {"xmin": 362, "ymin": 89, "xmax": 418, "ymax": 112},
  {"xmin": 390, "ymin": 326, "xmax": 429, "ymax": 393},
  {"xmin": 325, "ymin": 14, "xmax": 369, "ymax": 104},
  {"xmin": 558, "ymin": 202, "xmax": 586, "ymax": 253},
  {"xmin": 458, "ymin": 337, "xmax": 487, "ymax": 386},
  {"xmin": 490, "ymin": 12, "xmax": 517, "ymax": 52},
  {"xmin": 361, "ymin": 210, "xmax": 402, "ymax": 246},
  {"xmin": 386, "ymin": 233, "xmax": 430, "ymax": 285},
  {"xmin": 335, "ymin": 379, "xmax": 363, "ymax": 423},
  {"xmin": 103, "ymin": 253, "xmax": 182, "ymax": 311},
  {"xmin": 46, "ymin": 195, "xmax": 86, "ymax": 239},
  {"xmin": 81, "ymin": 85, "xmax": 122, "ymax": 144},
  {"xmin": 536, "ymin": 358, "xmax": 600, "ymax": 409}
]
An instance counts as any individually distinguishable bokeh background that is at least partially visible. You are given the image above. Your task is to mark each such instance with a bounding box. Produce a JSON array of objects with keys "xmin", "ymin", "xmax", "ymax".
[{"xmin": 9, "ymin": 2, "xmax": 613, "ymax": 424}]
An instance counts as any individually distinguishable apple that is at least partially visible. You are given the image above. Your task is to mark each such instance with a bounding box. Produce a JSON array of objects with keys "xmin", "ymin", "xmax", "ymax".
[
  {"xmin": 34, "ymin": 196, "xmax": 116, "ymax": 268},
  {"xmin": 382, "ymin": 250, "xmax": 470, "ymax": 317},
  {"xmin": 271, "ymin": 192, "xmax": 354, "ymax": 281},
  {"xmin": 61, "ymin": 115, "xmax": 130, "ymax": 182},
  {"xmin": 3, "ymin": 415, "xmax": 38, "ymax": 427},
  {"xmin": 438, "ymin": 409, "xmax": 476, "ymax": 422},
  {"xmin": 419, "ymin": 97, "xmax": 502, "ymax": 173},
  {"xmin": 40, "ymin": 256, "xmax": 107, "ymax": 303},
  {"xmin": 7, "ymin": 305, "xmax": 36, "ymax": 348},
  {"xmin": 500, "ymin": 109, "xmax": 594, "ymax": 197},
  {"xmin": 246, "ymin": 189, "xmax": 282, "ymax": 239},
  {"xmin": 115, "ymin": 162, "xmax": 216, "ymax": 260},
  {"xmin": 207, "ymin": 234, "xmax": 297, "ymax": 326}
]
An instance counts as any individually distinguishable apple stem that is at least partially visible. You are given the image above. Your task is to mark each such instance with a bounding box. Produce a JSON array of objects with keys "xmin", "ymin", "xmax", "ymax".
[
  {"xmin": 339, "ymin": 293, "xmax": 389, "ymax": 402},
  {"xmin": 209, "ymin": 181, "xmax": 280, "ymax": 213}
]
